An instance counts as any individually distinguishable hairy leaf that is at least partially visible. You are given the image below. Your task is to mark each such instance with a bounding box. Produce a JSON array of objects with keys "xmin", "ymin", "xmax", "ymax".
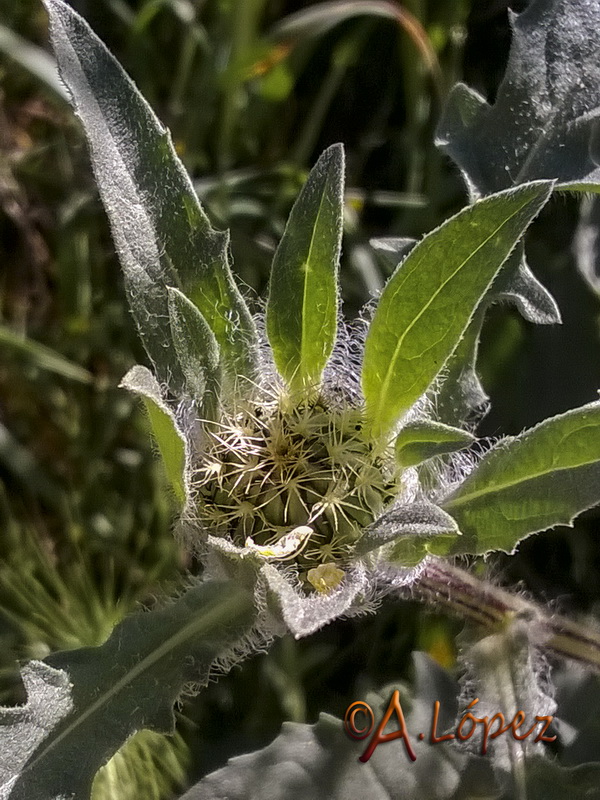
[
  {"xmin": 266, "ymin": 144, "xmax": 344, "ymax": 396},
  {"xmin": 0, "ymin": 662, "xmax": 73, "ymax": 800},
  {"xmin": 457, "ymin": 624, "xmax": 555, "ymax": 771},
  {"xmin": 495, "ymin": 249, "xmax": 561, "ymax": 325},
  {"xmin": 120, "ymin": 365, "xmax": 187, "ymax": 506},
  {"xmin": 434, "ymin": 248, "xmax": 560, "ymax": 426},
  {"xmin": 442, "ymin": 401, "xmax": 600, "ymax": 554},
  {"xmin": 261, "ymin": 561, "xmax": 368, "ymax": 639},
  {"xmin": 0, "ymin": 581, "xmax": 253, "ymax": 800},
  {"xmin": 437, "ymin": 0, "xmax": 600, "ymax": 195},
  {"xmin": 362, "ymin": 182, "xmax": 553, "ymax": 440},
  {"xmin": 167, "ymin": 287, "xmax": 221, "ymax": 419},
  {"xmin": 432, "ymin": 0, "xmax": 600, "ymax": 418},
  {"xmin": 182, "ymin": 650, "xmax": 600, "ymax": 800},
  {"xmin": 434, "ymin": 317, "xmax": 489, "ymax": 424},
  {"xmin": 357, "ymin": 502, "xmax": 460, "ymax": 568},
  {"xmin": 44, "ymin": 0, "xmax": 257, "ymax": 391},
  {"xmin": 181, "ymin": 653, "xmax": 465, "ymax": 800},
  {"xmin": 394, "ymin": 420, "xmax": 475, "ymax": 468}
]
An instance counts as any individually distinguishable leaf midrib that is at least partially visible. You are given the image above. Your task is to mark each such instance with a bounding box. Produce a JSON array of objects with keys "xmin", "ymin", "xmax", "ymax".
[
  {"xmin": 59, "ymin": 8, "xmax": 183, "ymax": 291},
  {"xmin": 300, "ymin": 177, "xmax": 330, "ymax": 385},
  {"xmin": 445, "ymin": 452, "xmax": 600, "ymax": 510},
  {"xmin": 373, "ymin": 193, "xmax": 537, "ymax": 432},
  {"xmin": 23, "ymin": 589, "xmax": 249, "ymax": 777}
]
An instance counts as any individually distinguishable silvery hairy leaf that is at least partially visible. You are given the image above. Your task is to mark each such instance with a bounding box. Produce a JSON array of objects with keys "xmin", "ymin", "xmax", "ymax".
[{"xmin": 0, "ymin": 582, "xmax": 252, "ymax": 800}]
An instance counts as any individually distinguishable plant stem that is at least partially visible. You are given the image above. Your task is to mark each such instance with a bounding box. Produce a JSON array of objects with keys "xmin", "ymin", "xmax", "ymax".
[{"xmin": 411, "ymin": 559, "xmax": 600, "ymax": 671}]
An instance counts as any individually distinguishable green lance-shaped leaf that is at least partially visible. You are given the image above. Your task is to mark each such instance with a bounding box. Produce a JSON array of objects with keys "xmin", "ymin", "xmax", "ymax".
[
  {"xmin": 442, "ymin": 400, "xmax": 600, "ymax": 555},
  {"xmin": 0, "ymin": 580, "xmax": 253, "ymax": 800},
  {"xmin": 266, "ymin": 144, "xmax": 344, "ymax": 396},
  {"xmin": 361, "ymin": 181, "xmax": 553, "ymax": 441},
  {"xmin": 121, "ymin": 365, "xmax": 187, "ymax": 507},
  {"xmin": 43, "ymin": 0, "xmax": 257, "ymax": 392},
  {"xmin": 394, "ymin": 420, "xmax": 475, "ymax": 468},
  {"xmin": 167, "ymin": 287, "xmax": 221, "ymax": 420}
]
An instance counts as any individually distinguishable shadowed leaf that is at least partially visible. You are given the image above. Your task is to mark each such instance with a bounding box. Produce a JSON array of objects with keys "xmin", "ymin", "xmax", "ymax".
[{"xmin": 0, "ymin": 582, "xmax": 253, "ymax": 800}]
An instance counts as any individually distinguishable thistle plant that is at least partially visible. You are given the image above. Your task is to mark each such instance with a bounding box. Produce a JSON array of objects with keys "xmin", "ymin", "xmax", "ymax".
[
  {"xmin": 4, "ymin": 0, "xmax": 600, "ymax": 798},
  {"xmin": 113, "ymin": 116, "xmax": 553, "ymax": 637}
]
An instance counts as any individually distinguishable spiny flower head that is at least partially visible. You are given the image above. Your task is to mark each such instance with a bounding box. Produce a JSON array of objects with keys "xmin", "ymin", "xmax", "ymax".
[
  {"xmin": 118, "ymin": 144, "xmax": 552, "ymax": 636},
  {"xmin": 192, "ymin": 370, "xmax": 404, "ymax": 592},
  {"xmin": 41, "ymin": 0, "xmax": 558, "ymax": 639}
]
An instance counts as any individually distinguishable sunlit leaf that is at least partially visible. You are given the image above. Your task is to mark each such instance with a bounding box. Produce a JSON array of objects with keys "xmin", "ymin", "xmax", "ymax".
[
  {"xmin": 362, "ymin": 182, "xmax": 553, "ymax": 440},
  {"xmin": 44, "ymin": 0, "xmax": 258, "ymax": 391},
  {"xmin": 442, "ymin": 401, "xmax": 600, "ymax": 554},
  {"xmin": 120, "ymin": 366, "xmax": 187, "ymax": 506},
  {"xmin": 394, "ymin": 420, "xmax": 475, "ymax": 468},
  {"xmin": 266, "ymin": 144, "xmax": 344, "ymax": 396}
]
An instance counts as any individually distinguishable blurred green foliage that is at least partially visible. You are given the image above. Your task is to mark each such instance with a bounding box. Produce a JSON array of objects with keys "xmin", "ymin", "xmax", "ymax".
[{"xmin": 1, "ymin": 0, "xmax": 599, "ymax": 796}]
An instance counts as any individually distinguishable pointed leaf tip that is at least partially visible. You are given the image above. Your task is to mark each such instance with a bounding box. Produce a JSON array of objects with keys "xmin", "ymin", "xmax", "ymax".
[
  {"xmin": 394, "ymin": 420, "xmax": 475, "ymax": 468},
  {"xmin": 120, "ymin": 365, "xmax": 187, "ymax": 507},
  {"xmin": 43, "ymin": 0, "xmax": 257, "ymax": 393},
  {"xmin": 266, "ymin": 144, "xmax": 345, "ymax": 397},
  {"xmin": 167, "ymin": 287, "xmax": 221, "ymax": 419},
  {"xmin": 362, "ymin": 181, "xmax": 553, "ymax": 440}
]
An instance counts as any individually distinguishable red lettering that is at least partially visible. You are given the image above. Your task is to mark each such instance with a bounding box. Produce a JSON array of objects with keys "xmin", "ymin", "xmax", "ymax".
[
  {"xmin": 359, "ymin": 690, "xmax": 416, "ymax": 763},
  {"xmin": 534, "ymin": 716, "xmax": 557, "ymax": 744},
  {"xmin": 510, "ymin": 710, "xmax": 537, "ymax": 741},
  {"xmin": 430, "ymin": 701, "xmax": 455, "ymax": 744},
  {"xmin": 481, "ymin": 712, "xmax": 510, "ymax": 755},
  {"xmin": 456, "ymin": 698, "xmax": 480, "ymax": 742}
]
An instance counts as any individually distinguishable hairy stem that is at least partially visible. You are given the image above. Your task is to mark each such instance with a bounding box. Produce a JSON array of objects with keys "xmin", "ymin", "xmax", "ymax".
[{"xmin": 411, "ymin": 559, "xmax": 600, "ymax": 671}]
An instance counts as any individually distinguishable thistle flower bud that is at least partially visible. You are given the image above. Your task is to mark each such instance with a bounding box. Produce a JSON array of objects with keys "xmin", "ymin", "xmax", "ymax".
[{"xmin": 191, "ymin": 368, "xmax": 404, "ymax": 589}]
